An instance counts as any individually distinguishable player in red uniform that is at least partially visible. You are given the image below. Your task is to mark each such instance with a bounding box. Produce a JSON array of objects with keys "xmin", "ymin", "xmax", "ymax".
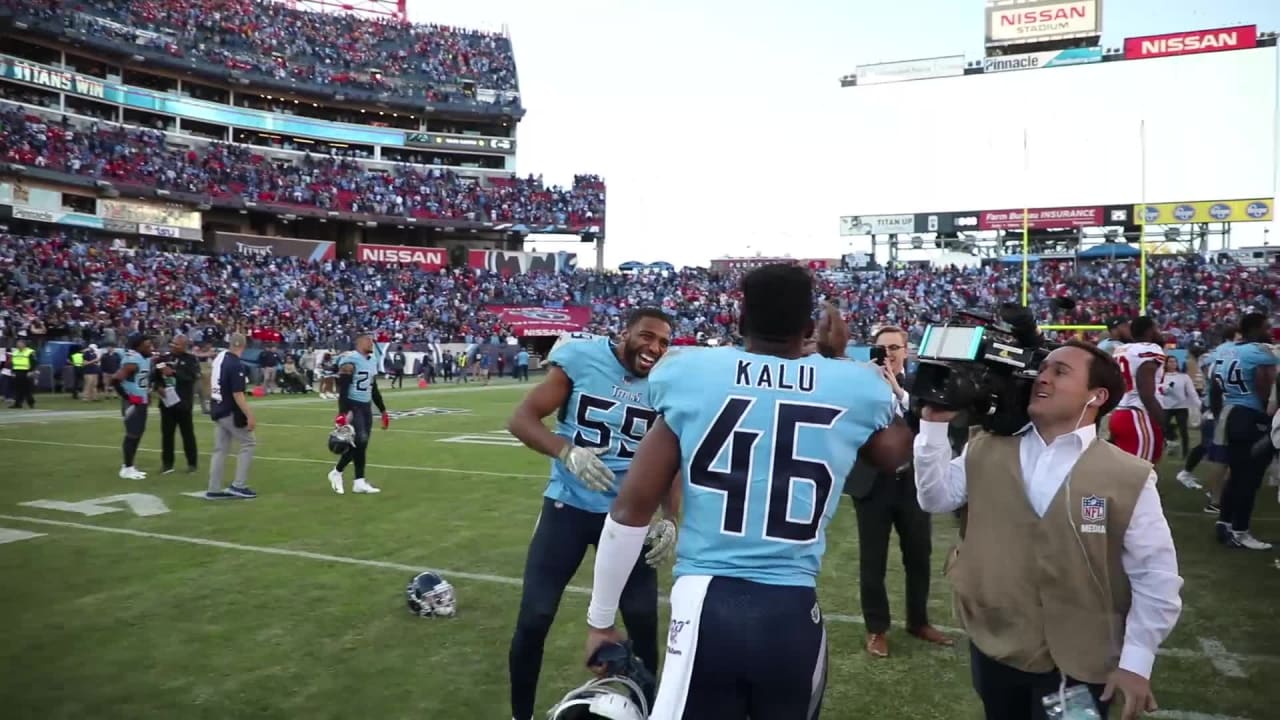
[{"xmin": 1108, "ymin": 316, "xmax": 1168, "ymax": 463}]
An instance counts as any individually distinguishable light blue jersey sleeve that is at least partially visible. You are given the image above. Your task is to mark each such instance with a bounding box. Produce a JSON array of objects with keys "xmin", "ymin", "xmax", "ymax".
[
  {"xmin": 653, "ymin": 349, "xmax": 895, "ymax": 588},
  {"xmin": 544, "ymin": 336, "xmax": 656, "ymax": 513},
  {"xmin": 340, "ymin": 351, "xmax": 377, "ymax": 404},
  {"xmin": 119, "ymin": 350, "xmax": 151, "ymax": 402},
  {"xmin": 1215, "ymin": 342, "xmax": 1278, "ymax": 412}
]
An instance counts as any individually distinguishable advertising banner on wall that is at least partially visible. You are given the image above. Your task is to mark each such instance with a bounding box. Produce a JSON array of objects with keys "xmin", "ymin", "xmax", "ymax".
[
  {"xmin": 1136, "ymin": 198, "xmax": 1273, "ymax": 224},
  {"xmin": 982, "ymin": 46, "xmax": 1102, "ymax": 73},
  {"xmin": 1122, "ymin": 25, "xmax": 1257, "ymax": 60},
  {"xmin": 212, "ymin": 232, "xmax": 337, "ymax": 261},
  {"xmin": 840, "ymin": 214, "xmax": 917, "ymax": 236},
  {"xmin": 356, "ymin": 243, "xmax": 448, "ymax": 271},
  {"xmin": 99, "ymin": 199, "xmax": 201, "ymax": 229},
  {"xmin": 986, "ymin": 0, "xmax": 1101, "ymax": 47},
  {"xmin": 486, "ymin": 305, "xmax": 591, "ymax": 337},
  {"xmin": 853, "ymin": 55, "xmax": 965, "ymax": 86},
  {"xmin": 468, "ymin": 249, "xmax": 578, "ymax": 275},
  {"xmin": 979, "ymin": 206, "xmax": 1103, "ymax": 230}
]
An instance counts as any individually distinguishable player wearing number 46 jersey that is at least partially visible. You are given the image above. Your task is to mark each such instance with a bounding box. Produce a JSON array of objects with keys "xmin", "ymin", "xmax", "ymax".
[
  {"xmin": 327, "ymin": 334, "xmax": 389, "ymax": 495},
  {"xmin": 506, "ymin": 310, "xmax": 678, "ymax": 720},
  {"xmin": 1108, "ymin": 316, "xmax": 1167, "ymax": 464},
  {"xmin": 585, "ymin": 265, "xmax": 913, "ymax": 720}
]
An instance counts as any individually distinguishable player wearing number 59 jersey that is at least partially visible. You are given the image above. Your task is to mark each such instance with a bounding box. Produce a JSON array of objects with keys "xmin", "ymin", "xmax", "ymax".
[
  {"xmin": 585, "ymin": 265, "xmax": 912, "ymax": 720},
  {"xmin": 1108, "ymin": 317, "xmax": 1167, "ymax": 464},
  {"xmin": 506, "ymin": 310, "xmax": 676, "ymax": 720},
  {"xmin": 326, "ymin": 334, "xmax": 388, "ymax": 495}
]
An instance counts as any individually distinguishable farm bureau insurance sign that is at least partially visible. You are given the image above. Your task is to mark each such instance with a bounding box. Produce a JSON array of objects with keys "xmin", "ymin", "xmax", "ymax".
[
  {"xmin": 986, "ymin": 0, "xmax": 1101, "ymax": 47},
  {"xmin": 979, "ymin": 206, "xmax": 1103, "ymax": 231}
]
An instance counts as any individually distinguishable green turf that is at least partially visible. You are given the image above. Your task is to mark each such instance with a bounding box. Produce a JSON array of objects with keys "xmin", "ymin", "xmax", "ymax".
[{"xmin": 0, "ymin": 384, "xmax": 1277, "ymax": 719}]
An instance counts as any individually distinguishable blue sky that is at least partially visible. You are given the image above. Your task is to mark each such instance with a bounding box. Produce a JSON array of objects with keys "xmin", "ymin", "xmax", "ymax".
[{"xmin": 409, "ymin": 0, "xmax": 1280, "ymax": 267}]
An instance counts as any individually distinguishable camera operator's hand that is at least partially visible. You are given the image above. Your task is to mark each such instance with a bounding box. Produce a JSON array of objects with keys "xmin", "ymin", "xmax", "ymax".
[
  {"xmin": 815, "ymin": 301, "xmax": 849, "ymax": 359},
  {"xmin": 921, "ymin": 405, "xmax": 958, "ymax": 423}
]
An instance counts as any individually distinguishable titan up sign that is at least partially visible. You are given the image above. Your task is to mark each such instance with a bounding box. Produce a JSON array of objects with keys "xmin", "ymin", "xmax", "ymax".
[{"xmin": 1123, "ymin": 25, "xmax": 1258, "ymax": 60}]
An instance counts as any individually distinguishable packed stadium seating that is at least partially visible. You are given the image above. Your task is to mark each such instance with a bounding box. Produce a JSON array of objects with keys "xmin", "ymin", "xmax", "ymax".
[
  {"xmin": 2, "ymin": 231, "xmax": 1274, "ymax": 351},
  {"xmin": 0, "ymin": 104, "xmax": 605, "ymax": 227},
  {"xmin": 3, "ymin": 0, "xmax": 519, "ymax": 103}
]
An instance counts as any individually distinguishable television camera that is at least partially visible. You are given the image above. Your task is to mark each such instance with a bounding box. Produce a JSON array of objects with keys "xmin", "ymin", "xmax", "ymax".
[{"xmin": 908, "ymin": 302, "xmax": 1063, "ymax": 436}]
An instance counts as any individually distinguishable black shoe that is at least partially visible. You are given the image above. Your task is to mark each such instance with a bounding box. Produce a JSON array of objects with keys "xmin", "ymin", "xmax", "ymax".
[
  {"xmin": 204, "ymin": 491, "xmax": 234, "ymax": 500},
  {"xmin": 228, "ymin": 486, "xmax": 257, "ymax": 499},
  {"xmin": 162, "ymin": 468, "xmax": 175, "ymax": 476}
]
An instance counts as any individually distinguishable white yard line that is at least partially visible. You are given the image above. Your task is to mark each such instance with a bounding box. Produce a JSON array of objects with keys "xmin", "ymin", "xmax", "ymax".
[
  {"xmin": 1199, "ymin": 637, "xmax": 1248, "ymax": 678},
  {"xmin": 0, "ymin": 512, "xmax": 1275, "ymax": 674},
  {"xmin": 0, "ymin": 437, "xmax": 544, "ymax": 479}
]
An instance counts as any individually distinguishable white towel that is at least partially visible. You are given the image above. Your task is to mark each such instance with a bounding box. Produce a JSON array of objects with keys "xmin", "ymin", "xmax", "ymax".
[{"xmin": 649, "ymin": 574, "xmax": 713, "ymax": 720}]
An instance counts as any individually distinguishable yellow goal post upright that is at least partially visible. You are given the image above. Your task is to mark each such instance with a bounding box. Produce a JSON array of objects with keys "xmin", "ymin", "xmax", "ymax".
[{"xmin": 1019, "ymin": 120, "xmax": 1150, "ymax": 341}]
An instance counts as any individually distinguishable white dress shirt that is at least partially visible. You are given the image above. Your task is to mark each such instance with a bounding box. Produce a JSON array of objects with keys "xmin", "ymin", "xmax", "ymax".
[{"xmin": 914, "ymin": 420, "xmax": 1183, "ymax": 680}]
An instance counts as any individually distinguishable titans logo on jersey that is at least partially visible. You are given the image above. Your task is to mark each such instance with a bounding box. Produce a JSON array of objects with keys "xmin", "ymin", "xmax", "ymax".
[
  {"xmin": 119, "ymin": 349, "xmax": 151, "ymax": 402},
  {"xmin": 339, "ymin": 351, "xmax": 378, "ymax": 404},
  {"xmin": 1213, "ymin": 342, "xmax": 1278, "ymax": 412},
  {"xmin": 649, "ymin": 348, "xmax": 895, "ymax": 587},
  {"xmin": 546, "ymin": 335, "xmax": 655, "ymax": 513}
]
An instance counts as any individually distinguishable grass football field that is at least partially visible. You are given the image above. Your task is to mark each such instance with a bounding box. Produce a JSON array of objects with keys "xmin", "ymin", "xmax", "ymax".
[{"xmin": 1, "ymin": 381, "xmax": 1277, "ymax": 720}]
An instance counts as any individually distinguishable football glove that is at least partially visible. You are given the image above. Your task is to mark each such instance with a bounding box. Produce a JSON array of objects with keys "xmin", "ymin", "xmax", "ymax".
[
  {"xmin": 381, "ymin": 411, "xmax": 390, "ymax": 430},
  {"xmin": 127, "ymin": 394, "xmax": 146, "ymax": 405},
  {"xmin": 644, "ymin": 518, "xmax": 677, "ymax": 567},
  {"xmin": 558, "ymin": 444, "xmax": 616, "ymax": 492}
]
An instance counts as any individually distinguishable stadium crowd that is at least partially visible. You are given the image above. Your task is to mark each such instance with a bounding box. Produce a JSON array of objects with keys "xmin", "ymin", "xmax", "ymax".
[
  {"xmin": 2, "ymin": 231, "xmax": 1275, "ymax": 352},
  {"xmin": 3, "ymin": 0, "xmax": 519, "ymax": 101},
  {"xmin": 0, "ymin": 105, "xmax": 604, "ymax": 228}
]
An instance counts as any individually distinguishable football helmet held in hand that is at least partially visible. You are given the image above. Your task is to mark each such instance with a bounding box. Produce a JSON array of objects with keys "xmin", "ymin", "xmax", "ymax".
[
  {"xmin": 546, "ymin": 642, "xmax": 654, "ymax": 720},
  {"xmin": 328, "ymin": 422, "xmax": 356, "ymax": 455},
  {"xmin": 405, "ymin": 571, "xmax": 457, "ymax": 618}
]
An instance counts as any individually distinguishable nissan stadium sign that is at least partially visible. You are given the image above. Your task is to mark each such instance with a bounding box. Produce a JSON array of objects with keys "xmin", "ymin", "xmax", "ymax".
[{"xmin": 985, "ymin": 0, "xmax": 1101, "ymax": 47}]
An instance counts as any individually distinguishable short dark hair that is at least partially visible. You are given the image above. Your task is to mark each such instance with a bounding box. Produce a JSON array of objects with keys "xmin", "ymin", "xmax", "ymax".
[
  {"xmin": 626, "ymin": 307, "xmax": 673, "ymax": 331},
  {"xmin": 740, "ymin": 264, "xmax": 814, "ymax": 342},
  {"xmin": 1240, "ymin": 312, "xmax": 1268, "ymax": 339},
  {"xmin": 1064, "ymin": 340, "xmax": 1125, "ymax": 417},
  {"xmin": 1130, "ymin": 315, "xmax": 1157, "ymax": 342}
]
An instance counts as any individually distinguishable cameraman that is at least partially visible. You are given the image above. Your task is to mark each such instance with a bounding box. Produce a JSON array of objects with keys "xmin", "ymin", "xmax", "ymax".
[
  {"xmin": 915, "ymin": 341, "xmax": 1182, "ymax": 720},
  {"xmin": 846, "ymin": 326, "xmax": 952, "ymax": 659},
  {"xmin": 153, "ymin": 335, "xmax": 201, "ymax": 474}
]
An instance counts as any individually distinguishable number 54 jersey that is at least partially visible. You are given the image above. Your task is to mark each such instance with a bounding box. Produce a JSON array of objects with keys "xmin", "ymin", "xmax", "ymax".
[
  {"xmin": 650, "ymin": 348, "xmax": 896, "ymax": 587},
  {"xmin": 546, "ymin": 335, "xmax": 658, "ymax": 514}
]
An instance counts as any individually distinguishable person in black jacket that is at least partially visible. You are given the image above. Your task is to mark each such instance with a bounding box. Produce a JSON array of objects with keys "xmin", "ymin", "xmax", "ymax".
[
  {"xmin": 154, "ymin": 334, "xmax": 201, "ymax": 474},
  {"xmin": 847, "ymin": 325, "xmax": 954, "ymax": 658}
]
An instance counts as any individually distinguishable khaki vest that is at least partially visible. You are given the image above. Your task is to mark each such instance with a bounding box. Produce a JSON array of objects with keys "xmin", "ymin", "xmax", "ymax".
[{"xmin": 946, "ymin": 432, "xmax": 1150, "ymax": 684}]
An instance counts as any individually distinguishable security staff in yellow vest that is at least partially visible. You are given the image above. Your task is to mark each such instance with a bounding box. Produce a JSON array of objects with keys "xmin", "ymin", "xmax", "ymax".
[
  {"xmin": 70, "ymin": 348, "xmax": 85, "ymax": 400},
  {"xmin": 915, "ymin": 340, "xmax": 1183, "ymax": 720},
  {"xmin": 9, "ymin": 338, "xmax": 36, "ymax": 409}
]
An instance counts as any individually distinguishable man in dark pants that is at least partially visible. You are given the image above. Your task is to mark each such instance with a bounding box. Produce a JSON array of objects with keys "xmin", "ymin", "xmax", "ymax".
[
  {"xmin": 389, "ymin": 345, "xmax": 406, "ymax": 388},
  {"xmin": 156, "ymin": 335, "xmax": 201, "ymax": 474},
  {"xmin": 9, "ymin": 338, "xmax": 35, "ymax": 409},
  {"xmin": 850, "ymin": 325, "xmax": 953, "ymax": 658},
  {"xmin": 505, "ymin": 315, "xmax": 676, "ymax": 720}
]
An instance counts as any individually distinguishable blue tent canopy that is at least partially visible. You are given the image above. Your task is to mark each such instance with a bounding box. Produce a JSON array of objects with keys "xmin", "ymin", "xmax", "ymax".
[{"xmin": 1078, "ymin": 243, "xmax": 1140, "ymax": 259}]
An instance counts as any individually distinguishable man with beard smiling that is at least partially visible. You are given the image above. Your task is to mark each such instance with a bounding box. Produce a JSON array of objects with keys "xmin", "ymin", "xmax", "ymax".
[
  {"xmin": 505, "ymin": 308, "xmax": 676, "ymax": 720},
  {"xmin": 915, "ymin": 341, "xmax": 1182, "ymax": 720}
]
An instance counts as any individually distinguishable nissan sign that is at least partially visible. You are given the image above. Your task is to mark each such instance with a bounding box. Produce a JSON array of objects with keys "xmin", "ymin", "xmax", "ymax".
[
  {"xmin": 1123, "ymin": 25, "xmax": 1257, "ymax": 60},
  {"xmin": 986, "ymin": 0, "xmax": 1101, "ymax": 47},
  {"xmin": 356, "ymin": 243, "xmax": 448, "ymax": 271}
]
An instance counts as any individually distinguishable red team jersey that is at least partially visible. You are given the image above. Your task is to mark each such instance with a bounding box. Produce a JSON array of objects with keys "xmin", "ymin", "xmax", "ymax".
[{"xmin": 1108, "ymin": 342, "xmax": 1167, "ymax": 463}]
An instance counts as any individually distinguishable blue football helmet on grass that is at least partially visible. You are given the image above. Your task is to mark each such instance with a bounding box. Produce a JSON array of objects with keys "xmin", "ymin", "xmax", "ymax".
[{"xmin": 406, "ymin": 571, "xmax": 457, "ymax": 618}]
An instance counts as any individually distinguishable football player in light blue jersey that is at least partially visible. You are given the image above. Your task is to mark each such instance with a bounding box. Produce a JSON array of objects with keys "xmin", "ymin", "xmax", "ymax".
[
  {"xmin": 1179, "ymin": 327, "xmax": 1239, "ymax": 507},
  {"xmin": 1097, "ymin": 317, "xmax": 1132, "ymax": 356},
  {"xmin": 1210, "ymin": 313, "xmax": 1277, "ymax": 549},
  {"xmin": 327, "ymin": 334, "xmax": 389, "ymax": 495},
  {"xmin": 506, "ymin": 310, "xmax": 676, "ymax": 720},
  {"xmin": 111, "ymin": 334, "xmax": 154, "ymax": 480},
  {"xmin": 584, "ymin": 265, "xmax": 911, "ymax": 720}
]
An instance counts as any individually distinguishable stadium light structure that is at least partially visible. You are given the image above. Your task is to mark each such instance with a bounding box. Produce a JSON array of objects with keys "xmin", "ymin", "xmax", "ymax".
[{"xmin": 284, "ymin": 0, "xmax": 408, "ymax": 22}]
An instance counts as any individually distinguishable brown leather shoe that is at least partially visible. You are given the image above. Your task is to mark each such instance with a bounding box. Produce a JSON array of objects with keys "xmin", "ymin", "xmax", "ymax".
[
  {"xmin": 865, "ymin": 632, "xmax": 889, "ymax": 657},
  {"xmin": 908, "ymin": 624, "xmax": 955, "ymax": 646}
]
